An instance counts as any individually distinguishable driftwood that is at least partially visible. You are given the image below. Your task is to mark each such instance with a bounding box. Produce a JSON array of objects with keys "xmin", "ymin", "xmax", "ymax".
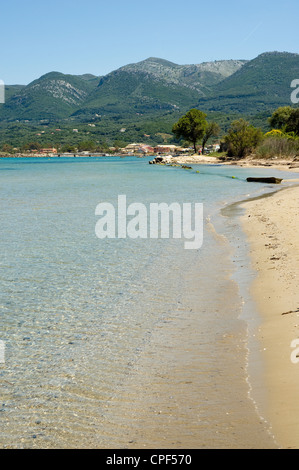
[
  {"xmin": 282, "ymin": 308, "xmax": 299, "ymax": 316},
  {"xmin": 246, "ymin": 177, "xmax": 283, "ymax": 184}
]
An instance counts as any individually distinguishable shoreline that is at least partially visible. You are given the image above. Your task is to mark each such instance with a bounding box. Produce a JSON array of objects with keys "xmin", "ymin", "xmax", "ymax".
[
  {"xmin": 97, "ymin": 211, "xmax": 278, "ymax": 449},
  {"xmin": 240, "ymin": 185, "xmax": 299, "ymax": 448},
  {"xmin": 149, "ymin": 154, "xmax": 299, "ymax": 173},
  {"xmin": 2, "ymin": 151, "xmax": 299, "ymax": 448},
  {"xmin": 1, "ymin": 152, "xmax": 299, "ymax": 172}
]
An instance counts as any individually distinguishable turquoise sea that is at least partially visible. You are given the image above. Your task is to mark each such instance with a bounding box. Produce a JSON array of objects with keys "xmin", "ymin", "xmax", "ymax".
[{"xmin": 0, "ymin": 156, "xmax": 297, "ymax": 448}]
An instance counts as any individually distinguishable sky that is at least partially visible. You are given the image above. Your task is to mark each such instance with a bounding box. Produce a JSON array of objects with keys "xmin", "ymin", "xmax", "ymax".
[{"xmin": 1, "ymin": 0, "xmax": 298, "ymax": 84}]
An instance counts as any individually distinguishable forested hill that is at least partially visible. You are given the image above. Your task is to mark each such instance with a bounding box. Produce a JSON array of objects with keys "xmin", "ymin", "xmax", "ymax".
[
  {"xmin": 0, "ymin": 72, "xmax": 99, "ymax": 121},
  {"xmin": 0, "ymin": 51, "xmax": 298, "ymax": 134},
  {"xmin": 0, "ymin": 57, "xmax": 246, "ymax": 122},
  {"xmin": 196, "ymin": 52, "xmax": 299, "ymax": 114}
]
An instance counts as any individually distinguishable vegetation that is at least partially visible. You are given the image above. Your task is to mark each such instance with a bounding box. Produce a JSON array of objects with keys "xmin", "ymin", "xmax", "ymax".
[
  {"xmin": 255, "ymin": 135, "xmax": 299, "ymax": 159},
  {"xmin": 0, "ymin": 72, "xmax": 98, "ymax": 122},
  {"xmin": 0, "ymin": 51, "xmax": 298, "ymax": 155},
  {"xmin": 197, "ymin": 52, "xmax": 299, "ymax": 116},
  {"xmin": 221, "ymin": 107, "xmax": 299, "ymax": 160},
  {"xmin": 269, "ymin": 106, "xmax": 299, "ymax": 136},
  {"xmin": 268, "ymin": 107, "xmax": 295, "ymax": 130},
  {"xmin": 224, "ymin": 119, "xmax": 263, "ymax": 158},
  {"xmin": 202, "ymin": 122, "xmax": 220, "ymax": 154},
  {"xmin": 172, "ymin": 109, "xmax": 207, "ymax": 153},
  {"xmin": 249, "ymin": 107, "xmax": 299, "ymax": 159},
  {"xmin": 269, "ymin": 106, "xmax": 299, "ymax": 135},
  {"xmin": 255, "ymin": 129, "xmax": 299, "ymax": 159},
  {"xmin": 0, "ymin": 105, "xmax": 298, "ymax": 159}
]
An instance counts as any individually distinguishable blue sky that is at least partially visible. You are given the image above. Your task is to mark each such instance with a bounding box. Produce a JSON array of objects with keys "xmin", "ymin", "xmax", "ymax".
[{"xmin": 1, "ymin": 0, "xmax": 298, "ymax": 84}]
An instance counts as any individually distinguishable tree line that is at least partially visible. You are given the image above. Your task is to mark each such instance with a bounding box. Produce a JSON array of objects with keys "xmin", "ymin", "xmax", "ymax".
[
  {"xmin": 1, "ymin": 106, "xmax": 298, "ymax": 158},
  {"xmin": 171, "ymin": 106, "xmax": 299, "ymax": 158}
]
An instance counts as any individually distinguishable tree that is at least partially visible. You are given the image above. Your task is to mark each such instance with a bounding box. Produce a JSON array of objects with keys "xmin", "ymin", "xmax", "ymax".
[
  {"xmin": 60, "ymin": 144, "xmax": 76, "ymax": 153},
  {"xmin": 202, "ymin": 122, "xmax": 221, "ymax": 154},
  {"xmin": 1, "ymin": 143, "xmax": 13, "ymax": 154},
  {"xmin": 225, "ymin": 119, "xmax": 263, "ymax": 158},
  {"xmin": 268, "ymin": 106, "xmax": 294, "ymax": 130},
  {"xmin": 268, "ymin": 106, "xmax": 299, "ymax": 135},
  {"xmin": 172, "ymin": 108, "xmax": 207, "ymax": 153},
  {"xmin": 285, "ymin": 108, "xmax": 299, "ymax": 135},
  {"xmin": 77, "ymin": 140, "xmax": 96, "ymax": 152},
  {"xmin": 22, "ymin": 141, "xmax": 42, "ymax": 151},
  {"xmin": 113, "ymin": 140, "xmax": 126, "ymax": 150}
]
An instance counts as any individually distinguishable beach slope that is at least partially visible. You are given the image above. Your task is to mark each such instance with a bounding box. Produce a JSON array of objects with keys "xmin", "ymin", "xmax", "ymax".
[{"xmin": 241, "ymin": 186, "xmax": 299, "ymax": 449}]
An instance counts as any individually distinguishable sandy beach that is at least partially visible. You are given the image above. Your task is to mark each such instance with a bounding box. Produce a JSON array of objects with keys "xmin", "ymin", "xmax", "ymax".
[
  {"xmin": 150, "ymin": 152, "xmax": 299, "ymax": 447},
  {"xmin": 1, "ymin": 153, "xmax": 298, "ymax": 448},
  {"xmin": 240, "ymin": 185, "xmax": 299, "ymax": 449},
  {"xmin": 150, "ymin": 153, "xmax": 299, "ymax": 172}
]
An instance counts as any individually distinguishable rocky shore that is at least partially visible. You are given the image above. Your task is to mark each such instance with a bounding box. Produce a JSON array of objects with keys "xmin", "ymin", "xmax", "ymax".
[{"xmin": 149, "ymin": 154, "xmax": 299, "ymax": 172}]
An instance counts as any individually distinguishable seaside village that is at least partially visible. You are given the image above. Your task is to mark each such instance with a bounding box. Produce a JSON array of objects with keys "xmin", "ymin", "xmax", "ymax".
[
  {"xmin": 119, "ymin": 142, "xmax": 220, "ymax": 156},
  {"xmin": 26, "ymin": 142, "xmax": 220, "ymax": 157}
]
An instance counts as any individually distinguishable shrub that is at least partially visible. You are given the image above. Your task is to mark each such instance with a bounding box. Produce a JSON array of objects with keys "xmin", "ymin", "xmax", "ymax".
[
  {"xmin": 255, "ymin": 134, "xmax": 299, "ymax": 159},
  {"xmin": 224, "ymin": 119, "xmax": 263, "ymax": 158}
]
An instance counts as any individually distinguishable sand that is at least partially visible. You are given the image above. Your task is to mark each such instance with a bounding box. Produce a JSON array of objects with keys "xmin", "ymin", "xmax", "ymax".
[
  {"xmin": 240, "ymin": 185, "xmax": 299, "ymax": 449},
  {"xmin": 101, "ymin": 162, "xmax": 299, "ymax": 449},
  {"xmin": 150, "ymin": 153, "xmax": 299, "ymax": 172},
  {"xmin": 3, "ymin": 152, "xmax": 298, "ymax": 448}
]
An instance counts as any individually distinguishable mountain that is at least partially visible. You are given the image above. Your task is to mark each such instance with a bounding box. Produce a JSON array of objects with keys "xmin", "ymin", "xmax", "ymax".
[
  {"xmin": 4, "ymin": 85, "xmax": 26, "ymax": 101},
  {"xmin": 0, "ymin": 52, "xmax": 298, "ymax": 127},
  {"xmin": 0, "ymin": 72, "xmax": 99, "ymax": 121},
  {"xmin": 196, "ymin": 51, "xmax": 299, "ymax": 114},
  {"xmin": 117, "ymin": 57, "xmax": 247, "ymax": 90},
  {"xmin": 0, "ymin": 57, "xmax": 246, "ymax": 122},
  {"xmin": 72, "ymin": 57, "xmax": 246, "ymax": 120}
]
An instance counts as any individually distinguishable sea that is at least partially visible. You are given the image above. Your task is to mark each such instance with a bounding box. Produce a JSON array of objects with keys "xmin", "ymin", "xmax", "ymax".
[{"xmin": 0, "ymin": 155, "xmax": 297, "ymax": 449}]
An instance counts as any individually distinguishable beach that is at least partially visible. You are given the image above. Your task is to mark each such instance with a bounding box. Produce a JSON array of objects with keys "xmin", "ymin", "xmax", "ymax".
[
  {"xmin": 115, "ymin": 163, "xmax": 299, "ymax": 449},
  {"xmin": 240, "ymin": 185, "xmax": 299, "ymax": 449},
  {"xmin": 148, "ymin": 154, "xmax": 299, "ymax": 448},
  {"xmin": 1, "ymin": 155, "xmax": 299, "ymax": 449},
  {"xmin": 149, "ymin": 153, "xmax": 299, "ymax": 171}
]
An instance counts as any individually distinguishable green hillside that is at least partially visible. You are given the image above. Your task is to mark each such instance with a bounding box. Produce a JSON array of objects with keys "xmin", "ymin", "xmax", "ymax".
[
  {"xmin": 196, "ymin": 52, "xmax": 299, "ymax": 114},
  {"xmin": 70, "ymin": 57, "xmax": 247, "ymax": 123},
  {"xmin": 0, "ymin": 57, "xmax": 246, "ymax": 123},
  {"xmin": 0, "ymin": 52, "xmax": 298, "ymax": 148},
  {"xmin": 72, "ymin": 69, "xmax": 201, "ymax": 120},
  {"xmin": 0, "ymin": 72, "xmax": 99, "ymax": 121},
  {"xmin": 4, "ymin": 85, "xmax": 26, "ymax": 101},
  {"xmin": 117, "ymin": 57, "xmax": 246, "ymax": 91}
]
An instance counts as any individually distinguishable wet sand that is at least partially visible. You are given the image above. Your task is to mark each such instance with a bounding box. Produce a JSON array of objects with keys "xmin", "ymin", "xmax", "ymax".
[
  {"xmin": 98, "ymin": 223, "xmax": 278, "ymax": 449},
  {"xmin": 103, "ymin": 168, "xmax": 299, "ymax": 449},
  {"xmin": 240, "ymin": 186, "xmax": 299, "ymax": 449},
  {"xmin": 2, "ymin": 154, "xmax": 298, "ymax": 448},
  {"xmin": 102, "ymin": 275, "xmax": 277, "ymax": 449}
]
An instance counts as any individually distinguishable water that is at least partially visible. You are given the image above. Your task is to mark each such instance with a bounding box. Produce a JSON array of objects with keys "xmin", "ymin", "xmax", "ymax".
[{"xmin": 0, "ymin": 156, "xmax": 297, "ymax": 448}]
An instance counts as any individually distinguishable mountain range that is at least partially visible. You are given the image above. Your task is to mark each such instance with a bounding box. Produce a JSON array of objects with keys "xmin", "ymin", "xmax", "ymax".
[{"xmin": 0, "ymin": 51, "xmax": 298, "ymax": 132}]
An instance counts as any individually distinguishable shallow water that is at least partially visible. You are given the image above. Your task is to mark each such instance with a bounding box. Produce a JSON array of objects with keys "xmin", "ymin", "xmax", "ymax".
[{"xmin": 0, "ymin": 156, "xmax": 296, "ymax": 448}]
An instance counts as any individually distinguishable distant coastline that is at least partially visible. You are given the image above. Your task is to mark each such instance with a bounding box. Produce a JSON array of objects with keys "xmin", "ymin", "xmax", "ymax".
[{"xmin": 1, "ymin": 152, "xmax": 299, "ymax": 173}]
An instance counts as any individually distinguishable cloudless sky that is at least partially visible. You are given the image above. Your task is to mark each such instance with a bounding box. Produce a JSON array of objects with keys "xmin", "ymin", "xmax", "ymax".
[{"xmin": 1, "ymin": 0, "xmax": 298, "ymax": 84}]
